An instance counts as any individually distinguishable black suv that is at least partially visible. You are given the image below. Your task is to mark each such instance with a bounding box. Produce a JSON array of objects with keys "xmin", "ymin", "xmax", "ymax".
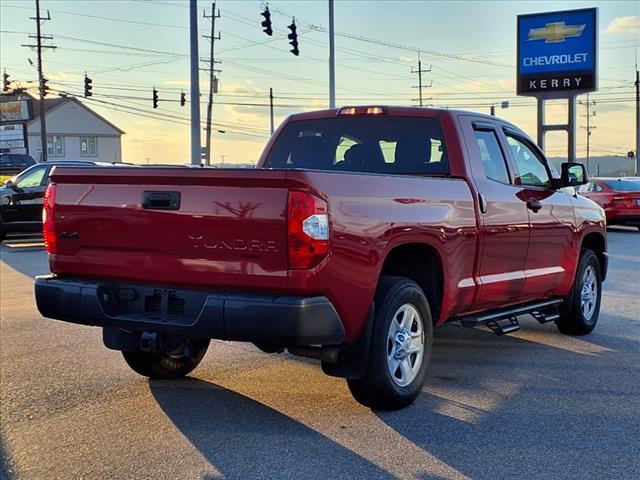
[{"xmin": 0, "ymin": 154, "xmax": 38, "ymax": 177}]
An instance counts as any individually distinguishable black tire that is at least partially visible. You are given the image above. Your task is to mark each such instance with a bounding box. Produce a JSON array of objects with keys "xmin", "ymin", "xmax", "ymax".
[
  {"xmin": 347, "ymin": 276, "xmax": 433, "ymax": 411},
  {"xmin": 122, "ymin": 338, "xmax": 209, "ymax": 379},
  {"xmin": 555, "ymin": 249, "xmax": 602, "ymax": 336}
]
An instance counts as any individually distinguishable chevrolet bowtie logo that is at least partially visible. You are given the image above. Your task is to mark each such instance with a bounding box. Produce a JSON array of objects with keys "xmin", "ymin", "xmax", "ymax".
[{"xmin": 527, "ymin": 21, "xmax": 586, "ymax": 43}]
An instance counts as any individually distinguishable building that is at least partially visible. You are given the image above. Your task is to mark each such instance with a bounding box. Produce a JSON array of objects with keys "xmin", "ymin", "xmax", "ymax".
[{"xmin": 26, "ymin": 95, "xmax": 124, "ymax": 162}]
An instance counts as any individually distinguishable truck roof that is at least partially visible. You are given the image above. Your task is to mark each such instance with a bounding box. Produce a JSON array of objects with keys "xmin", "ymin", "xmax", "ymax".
[{"xmin": 288, "ymin": 106, "xmax": 508, "ymax": 123}]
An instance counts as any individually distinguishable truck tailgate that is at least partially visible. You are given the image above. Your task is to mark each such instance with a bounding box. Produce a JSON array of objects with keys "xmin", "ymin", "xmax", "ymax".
[{"xmin": 49, "ymin": 167, "xmax": 290, "ymax": 291}]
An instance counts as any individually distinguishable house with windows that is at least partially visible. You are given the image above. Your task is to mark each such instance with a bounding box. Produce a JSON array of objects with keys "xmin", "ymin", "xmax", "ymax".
[{"xmin": 25, "ymin": 95, "xmax": 124, "ymax": 162}]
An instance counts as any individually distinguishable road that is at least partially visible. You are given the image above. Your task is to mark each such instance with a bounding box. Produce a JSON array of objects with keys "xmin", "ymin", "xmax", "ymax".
[{"xmin": 1, "ymin": 229, "xmax": 639, "ymax": 480}]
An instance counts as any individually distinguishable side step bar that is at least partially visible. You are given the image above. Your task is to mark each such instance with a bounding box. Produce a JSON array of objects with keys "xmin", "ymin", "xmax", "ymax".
[{"xmin": 459, "ymin": 298, "xmax": 564, "ymax": 336}]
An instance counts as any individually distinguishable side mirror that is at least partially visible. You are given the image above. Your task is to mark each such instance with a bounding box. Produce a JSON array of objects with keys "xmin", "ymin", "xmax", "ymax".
[
  {"xmin": 3, "ymin": 179, "xmax": 23, "ymax": 193},
  {"xmin": 559, "ymin": 162, "xmax": 588, "ymax": 188}
]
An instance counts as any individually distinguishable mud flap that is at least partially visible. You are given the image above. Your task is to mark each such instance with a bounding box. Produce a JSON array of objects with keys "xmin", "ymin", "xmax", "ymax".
[{"xmin": 321, "ymin": 303, "xmax": 374, "ymax": 380}]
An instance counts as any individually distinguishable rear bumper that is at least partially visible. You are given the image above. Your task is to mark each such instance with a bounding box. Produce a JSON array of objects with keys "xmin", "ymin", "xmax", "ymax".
[
  {"xmin": 34, "ymin": 275, "xmax": 345, "ymax": 345},
  {"xmin": 606, "ymin": 213, "xmax": 640, "ymax": 226}
]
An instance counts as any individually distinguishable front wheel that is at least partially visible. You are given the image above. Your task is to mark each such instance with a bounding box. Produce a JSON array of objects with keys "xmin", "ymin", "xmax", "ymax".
[
  {"xmin": 347, "ymin": 276, "xmax": 433, "ymax": 411},
  {"xmin": 122, "ymin": 338, "xmax": 209, "ymax": 379},
  {"xmin": 555, "ymin": 249, "xmax": 602, "ymax": 336}
]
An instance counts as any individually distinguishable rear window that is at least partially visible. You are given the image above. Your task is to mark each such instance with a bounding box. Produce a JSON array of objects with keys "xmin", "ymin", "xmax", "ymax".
[
  {"xmin": 602, "ymin": 179, "xmax": 640, "ymax": 192},
  {"xmin": 264, "ymin": 116, "xmax": 449, "ymax": 175},
  {"xmin": 1, "ymin": 154, "xmax": 36, "ymax": 168}
]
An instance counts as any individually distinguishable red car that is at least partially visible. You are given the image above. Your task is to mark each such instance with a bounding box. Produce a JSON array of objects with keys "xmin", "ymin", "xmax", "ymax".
[
  {"xmin": 35, "ymin": 107, "xmax": 607, "ymax": 410},
  {"xmin": 579, "ymin": 177, "xmax": 640, "ymax": 230}
]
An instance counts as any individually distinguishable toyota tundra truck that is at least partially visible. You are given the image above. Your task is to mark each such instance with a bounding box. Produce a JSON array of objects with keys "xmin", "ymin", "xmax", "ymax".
[{"xmin": 34, "ymin": 106, "xmax": 607, "ymax": 410}]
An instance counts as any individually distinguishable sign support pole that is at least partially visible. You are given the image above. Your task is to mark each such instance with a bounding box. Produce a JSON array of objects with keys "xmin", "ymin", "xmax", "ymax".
[
  {"xmin": 537, "ymin": 98, "xmax": 545, "ymax": 151},
  {"xmin": 567, "ymin": 95, "xmax": 577, "ymax": 164}
]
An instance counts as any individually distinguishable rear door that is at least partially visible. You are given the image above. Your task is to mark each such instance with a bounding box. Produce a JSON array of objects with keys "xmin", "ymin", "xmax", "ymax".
[
  {"xmin": 460, "ymin": 117, "xmax": 530, "ymax": 310},
  {"xmin": 2, "ymin": 164, "xmax": 48, "ymax": 227},
  {"xmin": 503, "ymin": 130, "xmax": 576, "ymax": 299}
]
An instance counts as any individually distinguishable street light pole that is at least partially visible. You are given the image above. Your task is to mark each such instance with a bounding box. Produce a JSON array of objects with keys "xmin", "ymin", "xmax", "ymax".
[
  {"xmin": 328, "ymin": 0, "xmax": 335, "ymax": 108},
  {"xmin": 189, "ymin": 0, "xmax": 201, "ymax": 165}
]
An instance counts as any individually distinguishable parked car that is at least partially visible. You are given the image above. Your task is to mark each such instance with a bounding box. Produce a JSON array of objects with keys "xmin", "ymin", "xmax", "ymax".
[
  {"xmin": 34, "ymin": 107, "xmax": 606, "ymax": 410},
  {"xmin": 0, "ymin": 153, "xmax": 37, "ymax": 180},
  {"xmin": 0, "ymin": 160, "xmax": 132, "ymax": 242},
  {"xmin": 579, "ymin": 177, "xmax": 640, "ymax": 230}
]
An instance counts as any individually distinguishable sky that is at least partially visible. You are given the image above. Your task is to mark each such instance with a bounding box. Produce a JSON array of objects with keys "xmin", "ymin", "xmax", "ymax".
[{"xmin": 1, "ymin": 0, "xmax": 638, "ymax": 165}]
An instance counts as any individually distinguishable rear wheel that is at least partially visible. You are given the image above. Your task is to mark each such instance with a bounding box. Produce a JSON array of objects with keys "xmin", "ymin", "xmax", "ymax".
[
  {"xmin": 555, "ymin": 249, "xmax": 602, "ymax": 336},
  {"xmin": 122, "ymin": 338, "xmax": 209, "ymax": 379},
  {"xmin": 347, "ymin": 276, "xmax": 433, "ymax": 411}
]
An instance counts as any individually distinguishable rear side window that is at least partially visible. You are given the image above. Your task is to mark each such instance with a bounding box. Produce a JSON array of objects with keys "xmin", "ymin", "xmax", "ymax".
[
  {"xmin": 264, "ymin": 117, "xmax": 449, "ymax": 175},
  {"xmin": 474, "ymin": 130, "xmax": 510, "ymax": 184}
]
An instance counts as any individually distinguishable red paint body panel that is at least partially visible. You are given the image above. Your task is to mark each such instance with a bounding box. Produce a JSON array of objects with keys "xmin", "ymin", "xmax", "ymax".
[{"xmin": 46, "ymin": 107, "xmax": 607, "ymax": 344}]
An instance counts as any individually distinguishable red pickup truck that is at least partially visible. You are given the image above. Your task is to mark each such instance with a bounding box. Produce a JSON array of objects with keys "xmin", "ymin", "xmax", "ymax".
[{"xmin": 35, "ymin": 106, "xmax": 607, "ymax": 410}]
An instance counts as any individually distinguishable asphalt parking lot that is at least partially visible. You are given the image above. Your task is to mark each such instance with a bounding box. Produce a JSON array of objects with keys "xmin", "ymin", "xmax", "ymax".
[{"xmin": 1, "ymin": 229, "xmax": 639, "ymax": 480}]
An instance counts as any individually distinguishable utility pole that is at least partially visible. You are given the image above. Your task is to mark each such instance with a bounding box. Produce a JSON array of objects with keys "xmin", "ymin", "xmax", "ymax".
[
  {"xmin": 411, "ymin": 53, "xmax": 432, "ymax": 107},
  {"xmin": 328, "ymin": 0, "xmax": 335, "ymax": 108},
  {"xmin": 269, "ymin": 87, "xmax": 274, "ymax": 135},
  {"xmin": 219, "ymin": 154, "xmax": 225, "ymax": 166},
  {"xmin": 579, "ymin": 93, "xmax": 596, "ymax": 174},
  {"xmin": 189, "ymin": 0, "xmax": 201, "ymax": 166},
  {"xmin": 204, "ymin": 3, "xmax": 220, "ymax": 166},
  {"xmin": 635, "ymin": 59, "xmax": 639, "ymax": 175},
  {"xmin": 22, "ymin": 0, "xmax": 55, "ymax": 162}
]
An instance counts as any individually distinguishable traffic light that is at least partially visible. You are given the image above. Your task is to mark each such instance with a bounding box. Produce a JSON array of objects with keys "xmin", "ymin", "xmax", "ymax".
[
  {"xmin": 2, "ymin": 71, "xmax": 9, "ymax": 92},
  {"xmin": 288, "ymin": 20, "xmax": 299, "ymax": 56},
  {"xmin": 84, "ymin": 74, "xmax": 93, "ymax": 97},
  {"xmin": 180, "ymin": 91, "xmax": 186, "ymax": 106},
  {"xmin": 153, "ymin": 88, "xmax": 158, "ymax": 109},
  {"xmin": 40, "ymin": 76, "xmax": 50, "ymax": 97},
  {"xmin": 261, "ymin": 7, "xmax": 273, "ymax": 36}
]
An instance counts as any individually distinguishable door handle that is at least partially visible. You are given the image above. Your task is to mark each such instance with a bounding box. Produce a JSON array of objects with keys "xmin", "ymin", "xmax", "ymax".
[
  {"xmin": 526, "ymin": 199, "xmax": 542, "ymax": 213},
  {"xmin": 141, "ymin": 191, "xmax": 181, "ymax": 210},
  {"xmin": 478, "ymin": 193, "xmax": 487, "ymax": 214}
]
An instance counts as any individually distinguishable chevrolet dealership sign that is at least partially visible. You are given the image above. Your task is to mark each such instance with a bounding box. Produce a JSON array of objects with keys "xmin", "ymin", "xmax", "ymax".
[{"xmin": 517, "ymin": 8, "xmax": 597, "ymax": 95}]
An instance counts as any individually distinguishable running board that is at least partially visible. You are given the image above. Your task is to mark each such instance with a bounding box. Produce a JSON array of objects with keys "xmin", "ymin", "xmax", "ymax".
[{"xmin": 459, "ymin": 299, "xmax": 563, "ymax": 336}]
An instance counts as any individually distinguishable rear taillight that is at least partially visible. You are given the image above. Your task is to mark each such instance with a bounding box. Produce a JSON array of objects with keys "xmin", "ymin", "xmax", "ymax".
[
  {"xmin": 287, "ymin": 191, "xmax": 329, "ymax": 269},
  {"xmin": 42, "ymin": 183, "xmax": 57, "ymax": 254}
]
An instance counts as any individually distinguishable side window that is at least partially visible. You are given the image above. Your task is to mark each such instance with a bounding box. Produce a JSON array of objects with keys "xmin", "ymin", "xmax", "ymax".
[
  {"xmin": 593, "ymin": 183, "xmax": 603, "ymax": 192},
  {"xmin": 15, "ymin": 166, "xmax": 46, "ymax": 188},
  {"xmin": 379, "ymin": 140, "xmax": 397, "ymax": 163},
  {"xmin": 474, "ymin": 129, "xmax": 511, "ymax": 184},
  {"xmin": 335, "ymin": 136, "xmax": 359, "ymax": 163},
  {"xmin": 506, "ymin": 134, "xmax": 551, "ymax": 188},
  {"xmin": 80, "ymin": 136, "xmax": 98, "ymax": 157}
]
